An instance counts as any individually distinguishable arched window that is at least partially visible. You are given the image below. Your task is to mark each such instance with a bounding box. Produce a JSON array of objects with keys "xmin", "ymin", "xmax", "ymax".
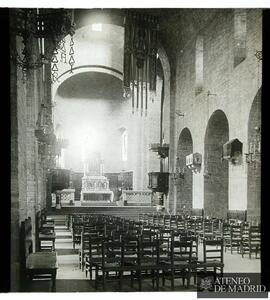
[
  {"xmin": 234, "ymin": 9, "xmax": 247, "ymax": 67},
  {"xmin": 195, "ymin": 35, "xmax": 204, "ymax": 95},
  {"xmin": 122, "ymin": 130, "xmax": 128, "ymax": 161}
]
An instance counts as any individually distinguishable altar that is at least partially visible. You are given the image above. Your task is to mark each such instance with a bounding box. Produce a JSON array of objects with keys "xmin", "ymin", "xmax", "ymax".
[
  {"xmin": 80, "ymin": 175, "xmax": 113, "ymax": 203},
  {"xmin": 80, "ymin": 148, "xmax": 114, "ymax": 204}
]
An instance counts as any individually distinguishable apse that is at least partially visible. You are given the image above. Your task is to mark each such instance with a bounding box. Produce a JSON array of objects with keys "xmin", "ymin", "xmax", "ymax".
[{"xmin": 54, "ymin": 71, "xmax": 128, "ymax": 173}]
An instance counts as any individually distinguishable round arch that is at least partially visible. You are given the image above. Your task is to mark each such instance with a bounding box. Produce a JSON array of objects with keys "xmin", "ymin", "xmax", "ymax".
[
  {"xmin": 204, "ymin": 109, "xmax": 229, "ymax": 219},
  {"xmin": 52, "ymin": 66, "xmax": 123, "ymax": 100},
  {"xmin": 247, "ymin": 88, "xmax": 261, "ymax": 223},
  {"xmin": 176, "ymin": 127, "xmax": 193, "ymax": 213}
]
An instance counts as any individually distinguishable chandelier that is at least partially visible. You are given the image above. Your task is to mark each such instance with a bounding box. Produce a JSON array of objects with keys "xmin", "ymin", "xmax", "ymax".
[
  {"xmin": 10, "ymin": 8, "xmax": 75, "ymax": 81},
  {"xmin": 123, "ymin": 11, "xmax": 159, "ymax": 116},
  {"xmin": 245, "ymin": 126, "xmax": 261, "ymax": 166}
]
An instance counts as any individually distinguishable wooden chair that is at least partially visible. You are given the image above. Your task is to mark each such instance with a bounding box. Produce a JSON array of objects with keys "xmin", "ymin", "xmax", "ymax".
[
  {"xmin": 158, "ymin": 228, "xmax": 172, "ymax": 257},
  {"xmin": 223, "ymin": 222, "xmax": 232, "ymax": 252},
  {"xmin": 85, "ymin": 236, "xmax": 104, "ymax": 279},
  {"xmin": 249, "ymin": 225, "xmax": 261, "ymax": 259},
  {"xmin": 179, "ymin": 235, "xmax": 199, "ymax": 284},
  {"xmin": 140, "ymin": 228, "xmax": 157, "ymax": 242},
  {"xmin": 229, "ymin": 224, "xmax": 242, "ymax": 254},
  {"xmin": 72, "ymin": 221, "xmax": 84, "ymax": 249},
  {"xmin": 212, "ymin": 219, "xmax": 223, "ymax": 240},
  {"xmin": 200, "ymin": 219, "xmax": 214, "ymax": 241},
  {"xmin": 163, "ymin": 215, "xmax": 171, "ymax": 228},
  {"xmin": 169, "ymin": 215, "xmax": 178, "ymax": 230},
  {"xmin": 160, "ymin": 238, "xmax": 193, "ymax": 289},
  {"xmin": 41, "ymin": 209, "xmax": 55, "ymax": 229},
  {"xmin": 121, "ymin": 236, "xmax": 140, "ymax": 289},
  {"xmin": 135, "ymin": 239, "xmax": 160, "ymax": 291},
  {"xmin": 196, "ymin": 239, "xmax": 224, "ymax": 283},
  {"xmin": 176, "ymin": 216, "xmax": 186, "ymax": 232},
  {"xmin": 186, "ymin": 219, "xmax": 198, "ymax": 237},
  {"xmin": 36, "ymin": 211, "xmax": 56, "ymax": 251},
  {"xmin": 20, "ymin": 217, "xmax": 58, "ymax": 292},
  {"xmin": 240, "ymin": 222, "xmax": 250, "ymax": 257},
  {"xmin": 79, "ymin": 228, "xmax": 95, "ymax": 271},
  {"xmin": 94, "ymin": 240, "xmax": 123, "ymax": 290}
]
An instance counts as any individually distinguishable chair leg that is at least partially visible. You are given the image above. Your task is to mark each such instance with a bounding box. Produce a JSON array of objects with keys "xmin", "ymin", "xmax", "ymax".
[
  {"xmin": 102, "ymin": 272, "xmax": 105, "ymax": 290},
  {"xmin": 90, "ymin": 266, "xmax": 93, "ymax": 280},
  {"xmin": 138, "ymin": 271, "xmax": 142, "ymax": 291},
  {"xmin": 82, "ymin": 261, "xmax": 85, "ymax": 272},
  {"xmin": 51, "ymin": 271, "xmax": 56, "ymax": 292},
  {"xmin": 171, "ymin": 270, "xmax": 175, "ymax": 290},
  {"xmin": 193, "ymin": 271, "xmax": 197, "ymax": 284},
  {"xmin": 162, "ymin": 271, "xmax": 165, "ymax": 286},
  {"xmin": 95, "ymin": 268, "xmax": 98, "ymax": 290},
  {"xmin": 186, "ymin": 276, "xmax": 190, "ymax": 289},
  {"xmin": 151, "ymin": 270, "xmax": 155, "ymax": 289},
  {"xmin": 119, "ymin": 271, "xmax": 123, "ymax": 291},
  {"xmin": 131, "ymin": 270, "xmax": 134, "ymax": 288},
  {"xmin": 156, "ymin": 270, "xmax": 160, "ymax": 291}
]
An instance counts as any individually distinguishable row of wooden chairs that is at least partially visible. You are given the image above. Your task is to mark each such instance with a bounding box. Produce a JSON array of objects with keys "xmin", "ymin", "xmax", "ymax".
[
  {"xmin": 20, "ymin": 215, "xmax": 57, "ymax": 292},
  {"xmin": 223, "ymin": 223, "xmax": 261, "ymax": 258},
  {"xmin": 36, "ymin": 209, "xmax": 56, "ymax": 251},
  {"xmin": 139, "ymin": 214, "xmax": 223, "ymax": 240},
  {"xmin": 69, "ymin": 214, "xmax": 224, "ymax": 291},
  {"xmin": 140, "ymin": 213, "xmax": 261, "ymax": 259}
]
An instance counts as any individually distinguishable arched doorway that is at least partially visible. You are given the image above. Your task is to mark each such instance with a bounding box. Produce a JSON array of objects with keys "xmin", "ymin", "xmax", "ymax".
[
  {"xmin": 176, "ymin": 128, "xmax": 193, "ymax": 213},
  {"xmin": 204, "ymin": 110, "xmax": 229, "ymax": 218},
  {"xmin": 247, "ymin": 89, "xmax": 261, "ymax": 223}
]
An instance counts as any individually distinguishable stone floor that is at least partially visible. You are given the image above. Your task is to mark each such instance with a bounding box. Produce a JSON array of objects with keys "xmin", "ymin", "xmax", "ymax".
[{"xmin": 26, "ymin": 222, "xmax": 261, "ymax": 293}]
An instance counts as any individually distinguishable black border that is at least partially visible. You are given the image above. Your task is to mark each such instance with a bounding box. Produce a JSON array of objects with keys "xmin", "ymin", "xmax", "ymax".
[
  {"xmin": 1, "ymin": 6, "xmax": 269, "ymax": 294},
  {"xmin": 0, "ymin": 7, "xmax": 11, "ymax": 293},
  {"xmin": 261, "ymin": 8, "xmax": 270, "ymax": 291}
]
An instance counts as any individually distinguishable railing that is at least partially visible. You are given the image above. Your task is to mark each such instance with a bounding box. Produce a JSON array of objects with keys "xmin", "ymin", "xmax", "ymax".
[{"xmin": 118, "ymin": 190, "xmax": 152, "ymax": 206}]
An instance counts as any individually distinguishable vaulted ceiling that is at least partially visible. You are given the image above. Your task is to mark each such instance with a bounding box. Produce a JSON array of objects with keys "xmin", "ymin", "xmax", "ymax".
[{"xmin": 56, "ymin": 71, "xmax": 123, "ymax": 101}]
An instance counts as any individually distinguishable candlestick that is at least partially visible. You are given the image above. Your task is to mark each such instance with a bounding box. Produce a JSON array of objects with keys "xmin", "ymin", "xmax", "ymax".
[{"xmin": 41, "ymin": 38, "xmax": 44, "ymax": 56}]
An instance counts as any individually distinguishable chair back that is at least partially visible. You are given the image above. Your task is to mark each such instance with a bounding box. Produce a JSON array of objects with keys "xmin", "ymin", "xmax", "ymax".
[
  {"xmin": 249, "ymin": 225, "xmax": 261, "ymax": 245},
  {"xmin": 180, "ymin": 235, "xmax": 198, "ymax": 261},
  {"xmin": 203, "ymin": 219, "xmax": 213, "ymax": 234},
  {"xmin": 230, "ymin": 224, "xmax": 242, "ymax": 240},
  {"xmin": 170, "ymin": 237, "xmax": 193, "ymax": 264},
  {"xmin": 122, "ymin": 236, "xmax": 139, "ymax": 264},
  {"xmin": 203, "ymin": 239, "xmax": 224, "ymax": 264},
  {"xmin": 20, "ymin": 217, "xmax": 33, "ymax": 268},
  {"xmin": 140, "ymin": 228, "xmax": 157, "ymax": 242},
  {"xmin": 138, "ymin": 239, "xmax": 160, "ymax": 265},
  {"xmin": 101, "ymin": 240, "xmax": 123, "ymax": 266},
  {"xmin": 222, "ymin": 222, "xmax": 231, "ymax": 239},
  {"xmin": 89, "ymin": 236, "xmax": 104, "ymax": 258}
]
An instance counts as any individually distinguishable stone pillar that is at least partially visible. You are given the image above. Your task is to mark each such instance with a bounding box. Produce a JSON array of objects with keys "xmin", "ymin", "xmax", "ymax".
[{"xmin": 168, "ymin": 63, "xmax": 177, "ymax": 212}]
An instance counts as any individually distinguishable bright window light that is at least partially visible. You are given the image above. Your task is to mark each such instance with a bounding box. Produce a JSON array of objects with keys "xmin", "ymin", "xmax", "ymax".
[{"xmin": 92, "ymin": 23, "xmax": 102, "ymax": 32}]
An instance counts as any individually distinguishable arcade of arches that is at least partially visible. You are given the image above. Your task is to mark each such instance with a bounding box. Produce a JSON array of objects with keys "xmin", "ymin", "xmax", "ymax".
[{"xmin": 10, "ymin": 8, "xmax": 263, "ymax": 292}]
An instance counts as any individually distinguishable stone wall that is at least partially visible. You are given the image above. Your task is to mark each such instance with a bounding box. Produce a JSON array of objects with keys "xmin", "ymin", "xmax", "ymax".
[
  {"xmin": 10, "ymin": 34, "xmax": 52, "ymax": 290},
  {"xmin": 159, "ymin": 9, "xmax": 262, "ymax": 218},
  {"xmin": 247, "ymin": 89, "xmax": 261, "ymax": 223}
]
